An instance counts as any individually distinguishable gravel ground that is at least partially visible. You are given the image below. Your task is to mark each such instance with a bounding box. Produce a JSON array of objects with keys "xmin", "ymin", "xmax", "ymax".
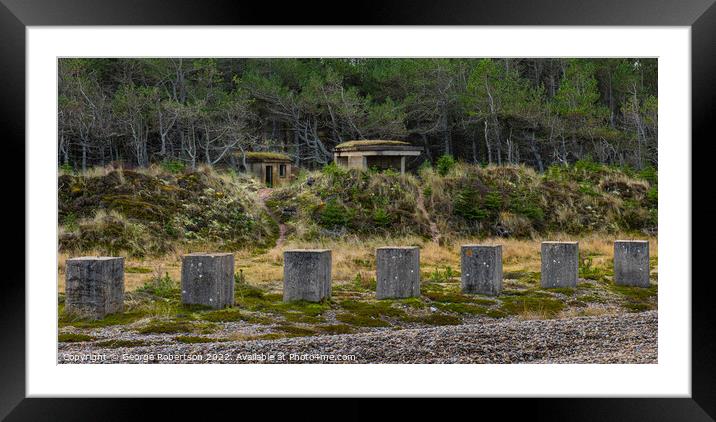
[{"xmin": 58, "ymin": 311, "xmax": 657, "ymax": 364}]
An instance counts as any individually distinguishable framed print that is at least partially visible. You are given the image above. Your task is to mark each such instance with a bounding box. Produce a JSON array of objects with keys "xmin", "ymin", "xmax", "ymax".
[{"xmin": 2, "ymin": 0, "xmax": 713, "ymax": 419}]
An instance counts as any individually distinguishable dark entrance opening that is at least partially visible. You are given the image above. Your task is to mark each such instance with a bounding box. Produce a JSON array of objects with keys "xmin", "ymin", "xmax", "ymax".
[
  {"xmin": 366, "ymin": 155, "xmax": 401, "ymax": 172},
  {"xmin": 265, "ymin": 165, "xmax": 273, "ymax": 187}
]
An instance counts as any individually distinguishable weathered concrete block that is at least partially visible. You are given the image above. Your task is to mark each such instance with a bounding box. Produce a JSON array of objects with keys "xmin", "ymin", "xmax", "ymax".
[
  {"xmin": 65, "ymin": 257, "xmax": 124, "ymax": 319},
  {"xmin": 283, "ymin": 249, "xmax": 332, "ymax": 302},
  {"xmin": 540, "ymin": 242, "xmax": 579, "ymax": 288},
  {"xmin": 614, "ymin": 240, "xmax": 650, "ymax": 287},
  {"xmin": 461, "ymin": 245, "xmax": 502, "ymax": 295},
  {"xmin": 181, "ymin": 253, "xmax": 234, "ymax": 309},
  {"xmin": 376, "ymin": 247, "xmax": 420, "ymax": 299}
]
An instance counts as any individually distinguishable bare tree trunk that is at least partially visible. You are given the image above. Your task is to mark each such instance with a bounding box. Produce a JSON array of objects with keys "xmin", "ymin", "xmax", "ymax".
[
  {"xmin": 484, "ymin": 121, "xmax": 492, "ymax": 165},
  {"xmin": 81, "ymin": 143, "xmax": 87, "ymax": 172},
  {"xmin": 529, "ymin": 131, "xmax": 544, "ymax": 172}
]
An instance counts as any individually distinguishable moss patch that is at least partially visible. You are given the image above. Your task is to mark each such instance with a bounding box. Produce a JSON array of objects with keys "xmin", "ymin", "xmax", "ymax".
[
  {"xmin": 274, "ymin": 324, "xmax": 316, "ymax": 337},
  {"xmin": 58, "ymin": 333, "xmax": 96, "ymax": 342},
  {"xmin": 335, "ymin": 312, "xmax": 390, "ymax": 327},
  {"xmin": 59, "ymin": 311, "xmax": 145, "ymax": 328},
  {"xmin": 125, "ymin": 266, "xmax": 153, "ymax": 274},
  {"xmin": 499, "ymin": 294, "xmax": 565, "ymax": 318},
  {"xmin": 315, "ymin": 324, "xmax": 355, "ymax": 335},
  {"xmin": 243, "ymin": 151, "xmax": 291, "ymax": 161},
  {"xmin": 433, "ymin": 302, "xmax": 491, "ymax": 315},
  {"xmin": 201, "ymin": 308, "xmax": 272, "ymax": 324},
  {"xmin": 94, "ymin": 339, "xmax": 148, "ymax": 348},
  {"xmin": 402, "ymin": 314, "xmax": 462, "ymax": 325},
  {"xmin": 175, "ymin": 335, "xmax": 230, "ymax": 344},
  {"xmin": 609, "ymin": 284, "xmax": 658, "ymax": 312},
  {"xmin": 137, "ymin": 320, "xmax": 198, "ymax": 334},
  {"xmin": 335, "ymin": 140, "xmax": 410, "ymax": 149}
]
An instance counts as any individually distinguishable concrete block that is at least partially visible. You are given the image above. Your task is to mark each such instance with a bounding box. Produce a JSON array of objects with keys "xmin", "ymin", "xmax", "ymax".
[
  {"xmin": 283, "ymin": 249, "xmax": 332, "ymax": 302},
  {"xmin": 540, "ymin": 242, "xmax": 578, "ymax": 288},
  {"xmin": 461, "ymin": 245, "xmax": 502, "ymax": 295},
  {"xmin": 614, "ymin": 240, "xmax": 650, "ymax": 287},
  {"xmin": 181, "ymin": 253, "xmax": 234, "ymax": 309},
  {"xmin": 65, "ymin": 256, "xmax": 124, "ymax": 319},
  {"xmin": 376, "ymin": 247, "xmax": 420, "ymax": 299}
]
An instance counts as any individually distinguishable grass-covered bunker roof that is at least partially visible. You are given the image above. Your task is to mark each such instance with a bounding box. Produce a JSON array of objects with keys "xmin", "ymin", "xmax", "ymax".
[
  {"xmin": 333, "ymin": 140, "xmax": 421, "ymax": 152},
  {"xmin": 237, "ymin": 151, "xmax": 292, "ymax": 162}
]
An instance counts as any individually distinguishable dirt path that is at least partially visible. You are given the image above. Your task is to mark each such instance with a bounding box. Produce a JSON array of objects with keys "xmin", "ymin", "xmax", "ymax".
[
  {"xmin": 257, "ymin": 188, "xmax": 286, "ymax": 249},
  {"xmin": 416, "ymin": 189, "xmax": 441, "ymax": 243}
]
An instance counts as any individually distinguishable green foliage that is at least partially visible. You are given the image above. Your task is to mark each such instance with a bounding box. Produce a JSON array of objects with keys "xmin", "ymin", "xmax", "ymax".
[
  {"xmin": 125, "ymin": 266, "xmax": 152, "ymax": 274},
  {"xmin": 137, "ymin": 320, "xmax": 195, "ymax": 334},
  {"xmin": 322, "ymin": 162, "xmax": 348, "ymax": 177},
  {"xmin": 436, "ymin": 155, "xmax": 456, "ymax": 176},
  {"xmin": 646, "ymin": 186, "xmax": 658, "ymax": 207},
  {"xmin": 175, "ymin": 335, "xmax": 229, "ymax": 344},
  {"xmin": 402, "ymin": 314, "xmax": 462, "ymax": 325},
  {"xmin": 484, "ymin": 191, "xmax": 502, "ymax": 210},
  {"xmin": 453, "ymin": 187, "xmax": 489, "ymax": 221},
  {"xmin": 372, "ymin": 207, "xmax": 393, "ymax": 227},
  {"xmin": 320, "ymin": 199, "xmax": 350, "ymax": 228},
  {"xmin": 335, "ymin": 300, "xmax": 406, "ymax": 327},
  {"xmin": 60, "ymin": 58, "xmax": 657, "ymax": 174},
  {"xmin": 608, "ymin": 284, "xmax": 658, "ymax": 312},
  {"xmin": 58, "ymin": 333, "xmax": 96, "ymax": 342},
  {"xmin": 94, "ymin": 339, "xmax": 148, "ymax": 348},
  {"xmin": 62, "ymin": 212, "xmax": 79, "ymax": 231},
  {"xmin": 579, "ymin": 256, "xmax": 612, "ymax": 282},
  {"xmin": 138, "ymin": 272, "xmax": 179, "ymax": 299},
  {"xmin": 573, "ymin": 157, "xmax": 603, "ymax": 173},
  {"xmin": 160, "ymin": 159, "xmax": 185, "ymax": 174},
  {"xmin": 427, "ymin": 266, "xmax": 459, "ymax": 283},
  {"xmin": 499, "ymin": 295, "xmax": 565, "ymax": 318}
]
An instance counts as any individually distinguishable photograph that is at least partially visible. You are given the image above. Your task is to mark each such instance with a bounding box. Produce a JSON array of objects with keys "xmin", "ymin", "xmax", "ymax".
[{"xmin": 55, "ymin": 57, "xmax": 659, "ymax": 365}]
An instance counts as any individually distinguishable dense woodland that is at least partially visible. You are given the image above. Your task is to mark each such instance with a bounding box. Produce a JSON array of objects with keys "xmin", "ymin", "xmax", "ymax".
[{"xmin": 58, "ymin": 58, "xmax": 657, "ymax": 172}]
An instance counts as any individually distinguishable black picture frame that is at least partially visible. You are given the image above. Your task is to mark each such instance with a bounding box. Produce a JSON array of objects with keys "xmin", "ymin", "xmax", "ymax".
[{"xmin": 1, "ymin": 0, "xmax": 712, "ymax": 420}]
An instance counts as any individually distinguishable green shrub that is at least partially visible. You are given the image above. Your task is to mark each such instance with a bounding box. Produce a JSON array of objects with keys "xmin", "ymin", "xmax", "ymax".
[
  {"xmin": 638, "ymin": 166, "xmax": 658, "ymax": 185},
  {"xmin": 573, "ymin": 157, "xmax": 603, "ymax": 173},
  {"xmin": 436, "ymin": 155, "xmax": 456, "ymax": 176},
  {"xmin": 454, "ymin": 187, "xmax": 488, "ymax": 221},
  {"xmin": 160, "ymin": 159, "xmax": 185, "ymax": 174},
  {"xmin": 428, "ymin": 266, "xmax": 458, "ymax": 283},
  {"xmin": 319, "ymin": 199, "xmax": 350, "ymax": 228},
  {"xmin": 484, "ymin": 191, "xmax": 502, "ymax": 210},
  {"xmin": 646, "ymin": 186, "xmax": 658, "ymax": 207},
  {"xmin": 322, "ymin": 162, "xmax": 347, "ymax": 177},
  {"xmin": 138, "ymin": 272, "xmax": 178, "ymax": 298},
  {"xmin": 62, "ymin": 212, "xmax": 79, "ymax": 231},
  {"xmin": 59, "ymin": 163, "xmax": 74, "ymax": 174},
  {"xmin": 372, "ymin": 207, "xmax": 392, "ymax": 227},
  {"xmin": 578, "ymin": 256, "xmax": 611, "ymax": 282}
]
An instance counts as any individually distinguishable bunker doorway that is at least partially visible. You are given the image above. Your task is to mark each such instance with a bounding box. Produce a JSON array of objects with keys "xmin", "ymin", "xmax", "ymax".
[{"xmin": 265, "ymin": 165, "xmax": 273, "ymax": 187}]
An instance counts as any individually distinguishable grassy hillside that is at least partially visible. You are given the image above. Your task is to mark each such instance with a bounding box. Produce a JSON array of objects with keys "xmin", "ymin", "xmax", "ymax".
[
  {"xmin": 267, "ymin": 160, "xmax": 657, "ymax": 241},
  {"xmin": 58, "ymin": 160, "xmax": 656, "ymax": 257},
  {"xmin": 58, "ymin": 166, "xmax": 277, "ymax": 257}
]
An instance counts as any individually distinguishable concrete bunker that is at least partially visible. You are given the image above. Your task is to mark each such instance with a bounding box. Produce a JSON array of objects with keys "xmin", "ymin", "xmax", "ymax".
[
  {"xmin": 237, "ymin": 151, "xmax": 293, "ymax": 187},
  {"xmin": 333, "ymin": 140, "xmax": 422, "ymax": 174}
]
